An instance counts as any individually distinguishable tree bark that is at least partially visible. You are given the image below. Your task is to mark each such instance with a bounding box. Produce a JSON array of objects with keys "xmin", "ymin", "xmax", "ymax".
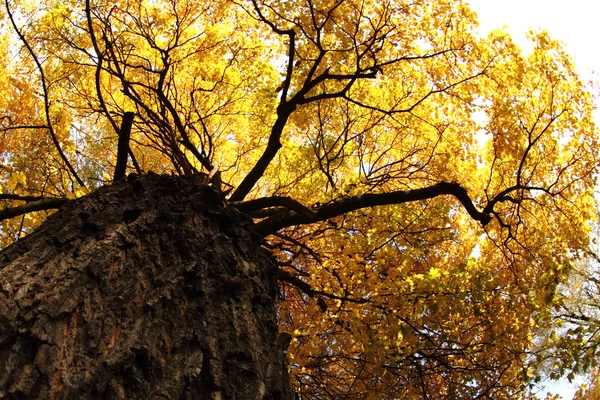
[{"xmin": 0, "ymin": 173, "xmax": 292, "ymax": 400}]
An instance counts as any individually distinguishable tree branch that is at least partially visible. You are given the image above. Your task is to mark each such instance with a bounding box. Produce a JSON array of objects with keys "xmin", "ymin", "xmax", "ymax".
[
  {"xmin": 228, "ymin": 1, "xmax": 297, "ymax": 202},
  {"xmin": 113, "ymin": 112, "xmax": 135, "ymax": 181},
  {"xmin": 0, "ymin": 194, "xmax": 49, "ymax": 201},
  {"xmin": 228, "ymin": 102, "xmax": 297, "ymax": 202},
  {"xmin": 253, "ymin": 182, "xmax": 491, "ymax": 236},
  {"xmin": 0, "ymin": 198, "xmax": 69, "ymax": 223}
]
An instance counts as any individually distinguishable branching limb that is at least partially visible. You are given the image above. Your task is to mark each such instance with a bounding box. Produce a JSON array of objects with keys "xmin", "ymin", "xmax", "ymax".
[
  {"xmin": 0, "ymin": 198, "xmax": 68, "ymax": 222},
  {"xmin": 0, "ymin": 194, "xmax": 54, "ymax": 201},
  {"xmin": 254, "ymin": 182, "xmax": 491, "ymax": 236},
  {"xmin": 228, "ymin": 1, "xmax": 297, "ymax": 202},
  {"xmin": 229, "ymin": 2, "xmax": 481, "ymax": 202},
  {"xmin": 113, "ymin": 112, "xmax": 135, "ymax": 181}
]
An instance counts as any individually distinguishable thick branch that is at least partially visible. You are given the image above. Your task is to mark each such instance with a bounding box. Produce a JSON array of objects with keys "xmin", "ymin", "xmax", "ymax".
[
  {"xmin": 0, "ymin": 198, "xmax": 68, "ymax": 222},
  {"xmin": 254, "ymin": 182, "xmax": 491, "ymax": 237},
  {"xmin": 113, "ymin": 112, "xmax": 135, "ymax": 181},
  {"xmin": 0, "ymin": 194, "xmax": 48, "ymax": 201},
  {"xmin": 228, "ymin": 103, "xmax": 296, "ymax": 201},
  {"xmin": 228, "ymin": 2, "xmax": 298, "ymax": 202}
]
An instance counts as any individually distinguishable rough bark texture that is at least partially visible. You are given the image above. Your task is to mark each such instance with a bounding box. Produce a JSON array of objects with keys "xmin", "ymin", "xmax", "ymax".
[{"xmin": 0, "ymin": 173, "xmax": 292, "ymax": 400}]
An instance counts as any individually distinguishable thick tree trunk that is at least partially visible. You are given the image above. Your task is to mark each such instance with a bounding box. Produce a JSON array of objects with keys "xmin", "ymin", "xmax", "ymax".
[{"xmin": 0, "ymin": 173, "xmax": 292, "ymax": 400}]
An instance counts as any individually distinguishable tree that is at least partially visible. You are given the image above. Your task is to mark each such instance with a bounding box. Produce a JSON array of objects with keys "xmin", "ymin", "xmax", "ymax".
[
  {"xmin": 0, "ymin": 173, "xmax": 293, "ymax": 399},
  {"xmin": 0, "ymin": 0, "xmax": 597, "ymax": 398}
]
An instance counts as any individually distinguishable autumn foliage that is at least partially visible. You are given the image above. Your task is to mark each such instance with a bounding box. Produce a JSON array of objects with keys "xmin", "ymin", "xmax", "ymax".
[{"xmin": 0, "ymin": 0, "xmax": 598, "ymax": 397}]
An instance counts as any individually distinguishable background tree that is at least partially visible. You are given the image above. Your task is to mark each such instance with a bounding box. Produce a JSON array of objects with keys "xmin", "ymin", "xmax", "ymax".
[{"xmin": 0, "ymin": 0, "xmax": 597, "ymax": 398}]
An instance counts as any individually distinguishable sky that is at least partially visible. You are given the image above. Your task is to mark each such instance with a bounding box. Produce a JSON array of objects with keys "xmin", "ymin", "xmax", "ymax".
[
  {"xmin": 465, "ymin": 2, "xmax": 600, "ymax": 398},
  {"xmin": 467, "ymin": 0, "xmax": 599, "ymax": 84}
]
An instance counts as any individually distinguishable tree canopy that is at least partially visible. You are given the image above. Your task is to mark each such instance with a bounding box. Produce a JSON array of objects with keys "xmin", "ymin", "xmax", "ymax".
[{"xmin": 0, "ymin": 0, "xmax": 598, "ymax": 397}]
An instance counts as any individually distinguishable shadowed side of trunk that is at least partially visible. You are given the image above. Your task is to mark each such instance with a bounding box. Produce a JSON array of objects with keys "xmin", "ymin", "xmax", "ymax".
[{"xmin": 0, "ymin": 173, "xmax": 292, "ymax": 400}]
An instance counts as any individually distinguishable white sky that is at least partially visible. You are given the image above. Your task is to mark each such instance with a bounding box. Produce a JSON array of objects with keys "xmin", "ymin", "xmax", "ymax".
[
  {"xmin": 467, "ymin": 0, "xmax": 599, "ymax": 83},
  {"xmin": 465, "ymin": 2, "xmax": 600, "ymax": 398}
]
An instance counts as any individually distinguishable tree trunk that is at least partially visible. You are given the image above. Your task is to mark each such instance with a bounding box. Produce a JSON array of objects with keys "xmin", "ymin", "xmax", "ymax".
[{"xmin": 0, "ymin": 173, "xmax": 292, "ymax": 400}]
